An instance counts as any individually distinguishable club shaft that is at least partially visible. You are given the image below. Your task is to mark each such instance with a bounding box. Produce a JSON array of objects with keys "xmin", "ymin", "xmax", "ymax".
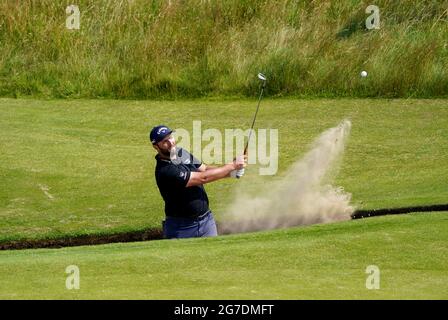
[{"xmin": 244, "ymin": 85, "xmax": 265, "ymax": 155}]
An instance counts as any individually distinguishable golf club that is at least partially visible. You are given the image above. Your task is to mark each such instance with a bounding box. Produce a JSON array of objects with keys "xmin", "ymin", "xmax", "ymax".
[
  {"xmin": 237, "ymin": 72, "xmax": 267, "ymax": 179},
  {"xmin": 244, "ymin": 72, "xmax": 267, "ymax": 155}
]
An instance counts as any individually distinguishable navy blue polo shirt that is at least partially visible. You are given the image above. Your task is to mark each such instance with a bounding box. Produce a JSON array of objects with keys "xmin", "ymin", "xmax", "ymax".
[{"xmin": 154, "ymin": 148, "xmax": 210, "ymax": 218}]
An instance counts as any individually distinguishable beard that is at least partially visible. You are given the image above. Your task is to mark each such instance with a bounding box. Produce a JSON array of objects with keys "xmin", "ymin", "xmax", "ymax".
[{"xmin": 159, "ymin": 146, "xmax": 176, "ymax": 158}]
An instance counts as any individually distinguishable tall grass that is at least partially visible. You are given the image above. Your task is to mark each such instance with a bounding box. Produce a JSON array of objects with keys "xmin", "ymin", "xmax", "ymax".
[{"xmin": 0, "ymin": 0, "xmax": 447, "ymax": 98}]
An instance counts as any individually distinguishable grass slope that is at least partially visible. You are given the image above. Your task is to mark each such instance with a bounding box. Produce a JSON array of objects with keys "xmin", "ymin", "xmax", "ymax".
[
  {"xmin": 0, "ymin": 212, "xmax": 447, "ymax": 299},
  {"xmin": 1, "ymin": 1, "xmax": 447, "ymax": 98},
  {"xmin": 1, "ymin": 98, "xmax": 447, "ymax": 242}
]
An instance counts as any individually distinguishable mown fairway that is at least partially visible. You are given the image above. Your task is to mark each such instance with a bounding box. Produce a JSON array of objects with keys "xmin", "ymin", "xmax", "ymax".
[
  {"xmin": 1, "ymin": 98, "xmax": 447, "ymax": 242},
  {"xmin": 1, "ymin": 0, "xmax": 447, "ymax": 303},
  {"xmin": 0, "ymin": 212, "xmax": 447, "ymax": 299}
]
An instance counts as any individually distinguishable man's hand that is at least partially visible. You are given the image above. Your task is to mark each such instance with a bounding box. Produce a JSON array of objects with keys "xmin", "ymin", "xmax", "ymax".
[
  {"xmin": 187, "ymin": 154, "xmax": 248, "ymax": 186},
  {"xmin": 231, "ymin": 154, "xmax": 247, "ymax": 179},
  {"xmin": 233, "ymin": 154, "xmax": 247, "ymax": 169}
]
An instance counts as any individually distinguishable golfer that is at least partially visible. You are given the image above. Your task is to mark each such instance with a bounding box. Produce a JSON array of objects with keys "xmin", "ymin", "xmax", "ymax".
[{"xmin": 150, "ymin": 125, "xmax": 246, "ymax": 239}]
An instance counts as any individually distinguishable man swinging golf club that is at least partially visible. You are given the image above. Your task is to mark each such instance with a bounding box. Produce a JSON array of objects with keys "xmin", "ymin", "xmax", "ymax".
[
  {"xmin": 151, "ymin": 73, "xmax": 266, "ymax": 239},
  {"xmin": 150, "ymin": 125, "xmax": 247, "ymax": 239}
]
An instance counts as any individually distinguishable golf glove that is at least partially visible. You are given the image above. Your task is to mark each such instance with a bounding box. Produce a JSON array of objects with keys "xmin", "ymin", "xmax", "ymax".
[
  {"xmin": 236, "ymin": 168, "xmax": 245, "ymax": 179},
  {"xmin": 230, "ymin": 168, "xmax": 245, "ymax": 178}
]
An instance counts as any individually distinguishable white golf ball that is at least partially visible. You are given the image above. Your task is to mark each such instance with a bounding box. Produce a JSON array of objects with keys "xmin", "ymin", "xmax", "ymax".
[{"xmin": 361, "ymin": 71, "xmax": 368, "ymax": 77}]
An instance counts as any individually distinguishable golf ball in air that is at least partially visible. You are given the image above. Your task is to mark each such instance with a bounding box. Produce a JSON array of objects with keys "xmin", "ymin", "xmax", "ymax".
[{"xmin": 361, "ymin": 71, "xmax": 368, "ymax": 77}]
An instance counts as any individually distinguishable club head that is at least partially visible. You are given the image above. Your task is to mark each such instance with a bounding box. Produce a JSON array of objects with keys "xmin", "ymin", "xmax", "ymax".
[{"xmin": 257, "ymin": 73, "xmax": 267, "ymax": 81}]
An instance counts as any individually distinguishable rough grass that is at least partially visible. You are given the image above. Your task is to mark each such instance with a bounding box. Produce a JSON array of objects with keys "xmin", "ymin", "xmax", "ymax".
[
  {"xmin": 0, "ymin": 212, "xmax": 447, "ymax": 299},
  {"xmin": 0, "ymin": 0, "xmax": 447, "ymax": 98},
  {"xmin": 0, "ymin": 98, "xmax": 447, "ymax": 243}
]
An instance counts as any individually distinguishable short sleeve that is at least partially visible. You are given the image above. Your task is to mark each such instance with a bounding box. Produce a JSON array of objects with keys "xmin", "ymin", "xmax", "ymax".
[
  {"xmin": 176, "ymin": 148, "xmax": 202, "ymax": 169},
  {"xmin": 191, "ymin": 154, "xmax": 202, "ymax": 169},
  {"xmin": 159, "ymin": 165, "xmax": 191, "ymax": 188}
]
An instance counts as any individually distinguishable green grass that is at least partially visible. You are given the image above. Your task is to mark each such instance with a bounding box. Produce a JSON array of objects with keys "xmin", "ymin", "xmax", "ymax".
[
  {"xmin": 0, "ymin": 1, "xmax": 447, "ymax": 98},
  {"xmin": 0, "ymin": 212, "xmax": 447, "ymax": 299},
  {"xmin": 1, "ymin": 98, "xmax": 447, "ymax": 243}
]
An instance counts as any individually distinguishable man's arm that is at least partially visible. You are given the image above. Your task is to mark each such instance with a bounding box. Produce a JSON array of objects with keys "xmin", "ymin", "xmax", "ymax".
[
  {"xmin": 197, "ymin": 164, "xmax": 217, "ymax": 172},
  {"xmin": 186, "ymin": 159, "xmax": 245, "ymax": 187}
]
